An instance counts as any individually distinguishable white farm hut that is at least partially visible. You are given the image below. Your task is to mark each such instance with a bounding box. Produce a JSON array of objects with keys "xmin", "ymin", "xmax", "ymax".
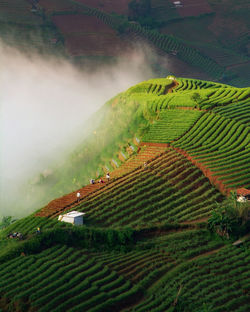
[{"xmin": 58, "ymin": 211, "xmax": 85, "ymax": 225}]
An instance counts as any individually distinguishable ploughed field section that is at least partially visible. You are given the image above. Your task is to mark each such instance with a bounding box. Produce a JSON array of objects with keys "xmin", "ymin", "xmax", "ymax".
[{"xmin": 52, "ymin": 14, "xmax": 130, "ymax": 56}]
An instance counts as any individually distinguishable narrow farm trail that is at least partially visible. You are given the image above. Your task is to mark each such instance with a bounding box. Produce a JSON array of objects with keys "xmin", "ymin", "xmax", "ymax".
[
  {"xmin": 181, "ymin": 217, "xmax": 209, "ymax": 225},
  {"xmin": 226, "ymin": 60, "xmax": 250, "ymax": 70},
  {"xmin": 188, "ymin": 245, "xmax": 225, "ymax": 262},
  {"xmin": 167, "ymin": 79, "xmax": 179, "ymax": 93}
]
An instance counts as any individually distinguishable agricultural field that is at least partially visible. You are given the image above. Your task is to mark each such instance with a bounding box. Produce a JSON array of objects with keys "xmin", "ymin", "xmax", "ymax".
[
  {"xmin": 76, "ymin": 0, "xmax": 130, "ymax": 15},
  {"xmin": 142, "ymin": 110, "xmax": 203, "ymax": 143},
  {"xmin": 0, "ymin": 0, "xmax": 249, "ymax": 86},
  {"xmin": 27, "ymin": 76, "xmax": 250, "ymax": 215},
  {"xmin": 0, "ymin": 0, "xmax": 250, "ymax": 308},
  {"xmin": 1, "ymin": 76, "xmax": 250, "ymax": 310},
  {"xmin": 38, "ymin": 0, "xmax": 76, "ymax": 12},
  {"xmin": 0, "ymin": 0, "xmax": 43, "ymax": 25},
  {"xmin": 170, "ymin": 0, "xmax": 213, "ymax": 18},
  {"xmin": 52, "ymin": 14, "xmax": 130, "ymax": 56},
  {"xmin": 151, "ymin": 0, "xmax": 179, "ymax": 22}
]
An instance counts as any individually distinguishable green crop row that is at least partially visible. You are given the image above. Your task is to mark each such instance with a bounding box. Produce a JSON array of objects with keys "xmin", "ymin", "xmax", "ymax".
[
  {"xmin": 172, "ymin": 112, "xmax": 250, "ymax": 189},
  {"xmin": 173, "ymin": 78, "xmax": 228, "ymax": 93},
  {"xmin": 0, "ymin": 245, "xmax": 68, "ymax": 290},
  {"xmin": 78, "ymin": 150, "xmax": 181, "ymax": 214},
  {"xmin": 77, "ymin": 152, "xmax": 221, "ymax": 227},
  {"xmin": 0, "ymin": 241, "xmax": 142, "ymax": 312},
  {"xmin": 213, "ymin": 100, "xmax": 250, "ymax": 126},
  {"xmin": 142, "ymin": 110, "xmax": 202, "ymax": 143},
  {"xmin": 131, "ymin": 241, "xmax": 249, "ymax": 311}
]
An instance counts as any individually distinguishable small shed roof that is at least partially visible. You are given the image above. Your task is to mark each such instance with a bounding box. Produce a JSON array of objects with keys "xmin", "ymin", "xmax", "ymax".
[
  {"xmin": 236, "ymin": 188, "xmax": 250, "ymax": 196},
  {"xmin": 63, "ymin": 211, "xmax": 86, "ymax": 218}
]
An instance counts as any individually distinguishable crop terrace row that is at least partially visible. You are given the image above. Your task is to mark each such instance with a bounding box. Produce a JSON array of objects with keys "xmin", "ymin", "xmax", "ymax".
[
  {"xmin": 130, "ymin": 241, "xmax": 249, "ymax": 312},
  {"xmin": 0, "ymin": 245, "xmax": 140, "ymax": 312},
  {"xmin": 213, "ymin": 100, "xmax": 250, "ymax": 126},
  {"xmin": 77, "ymin": 150, "xmax": 181, "ymax": 213},
  {"xmin": 142, "ymin": 110, "xmax": 203, "ymax": 143},
  {"xmin": 173, "ymin": 113, "xmax": 250, "ymax": 189},
  {"xmin": 173, "ymin": 78, "xmax": 229, "ymax": 93},
  {"xmin": 76, "ymin": 149, "xmax": 222, "ymax": 227}
]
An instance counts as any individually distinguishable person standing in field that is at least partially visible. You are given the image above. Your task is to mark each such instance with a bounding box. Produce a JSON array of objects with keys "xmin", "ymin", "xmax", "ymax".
[
  {"xmin": 76, "ymin": 192, "xmax": 81, "ymax": 202},
  {"xmin": 106, "ymin": 173, "xmax": 110, "ymax": 182}
]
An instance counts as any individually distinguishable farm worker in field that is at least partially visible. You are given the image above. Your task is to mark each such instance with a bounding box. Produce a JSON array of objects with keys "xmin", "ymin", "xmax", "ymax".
[
  {"xmin": 76, "ymin": 192, "xmax": 81, "ymax": 202},
  {"xmin": 99, "ymin": 178, "xmax": 104, "ymax": 183},
  {"xmin": 36, "ymin": 227, "xmax": 41, "ymax": 234},
  {"xmin": 90, "ymin": 179, "xmax": 95, "ymax": 185},
  {"xmin": 17, "ymin": 232, "xmax": 23, "ymax": 239},
  {"xmin": 106, "ymin": 173, "xmax": 110, "ymax": 182},
  {"xmin": 237, "ymin": 195, "xmax": 247, "ymax": 202}
]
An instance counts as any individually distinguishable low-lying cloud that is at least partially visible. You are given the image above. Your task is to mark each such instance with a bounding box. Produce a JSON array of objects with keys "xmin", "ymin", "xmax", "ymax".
[{"xmin": 0, "ymin": 41, "xmax": 157, "ymax": 218}]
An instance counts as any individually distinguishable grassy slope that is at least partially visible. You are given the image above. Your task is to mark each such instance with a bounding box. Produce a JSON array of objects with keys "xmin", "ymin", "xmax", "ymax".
[{"xmin": 0, "ymin": 77, "xmax": 249, "ymax": 311}]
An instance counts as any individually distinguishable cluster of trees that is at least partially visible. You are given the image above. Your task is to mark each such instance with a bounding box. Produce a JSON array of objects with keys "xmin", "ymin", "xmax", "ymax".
[
  {"xmin": 128, "ymin": 0, "xmax": 162, "ymax": 28},
  {"xmin": 208, "ymin": 193, "xmax": 250, "ymax": 238}
]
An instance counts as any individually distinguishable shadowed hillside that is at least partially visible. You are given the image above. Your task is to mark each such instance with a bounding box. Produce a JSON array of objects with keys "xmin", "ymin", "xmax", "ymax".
[{"xmin": 0, "ymin": 0, "xmax": 249, "ymax": 85}]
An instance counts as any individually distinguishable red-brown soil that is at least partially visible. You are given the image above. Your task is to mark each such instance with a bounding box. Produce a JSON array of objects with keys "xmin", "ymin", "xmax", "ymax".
[
  {"xmin": 188, "ymin": 245, "xmax": 225, "ymax": 262},
  {"xmin": 52, "ymin": 14, "xmax": 130, "ymax": 56},
  {"xmin": 36, "ymin": 183, "xmax": 106, "ymax": 218},
  {"xmin": 52, "ymin": 14, "xmax": 115, "ymax": 33},
  {"xmin": 181, "ymin": 217, "xmax": 208, "ymax": 225},
  {"xmin": 169, "ymin": 0, "xmax": 212, "ymax": 17},
  {"xmin": 167, "ymin": 79, "xmax": 179, "ymax": 93},
  {"xmin": 208, "ymin": 14, "xmax": 248, "ymax": 41},
  {"xmin": 39, "ymin": 0, "xmax": 130, "ymax": 14},
  {"xmin": 76, "ymin": 0, "xmax": 130, "ymax": 15},
  {"xmin": 39, "ymin": 0, "xmax": 75, "ymax": 12},
  {"xmin": 174, "ymin": 107, "xmax": 206, "ymax": 111}
]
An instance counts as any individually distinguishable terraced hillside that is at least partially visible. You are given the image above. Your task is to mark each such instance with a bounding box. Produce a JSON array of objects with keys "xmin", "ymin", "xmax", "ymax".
[{"xmin": 0, "ymin": 77, "xmax": 249, "ymax": 311}]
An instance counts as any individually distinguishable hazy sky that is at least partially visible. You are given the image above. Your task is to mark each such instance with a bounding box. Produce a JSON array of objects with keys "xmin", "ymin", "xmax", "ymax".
[{"xmin": 0, "ymin": 41, "xmax": 156, "ymax": 217}]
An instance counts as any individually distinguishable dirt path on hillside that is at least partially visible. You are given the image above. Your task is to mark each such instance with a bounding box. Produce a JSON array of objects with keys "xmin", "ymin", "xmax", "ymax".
[
  {"xmin": 226, "ymin": 60, "xmax": 250, "ymax": 70},
  {"xmin": 188, "ymin": 245, "xmax": 225, "ymax": 262},
  {"xmin": 181, "ymin": 217, "xmax": 208, "ymax": 224},
  {"xmin": 167, "ymin": 79, "xmax": 179, "ymax": 93},
  {"xmin": 175, "ymin": 106, "xmax": 207, "ymax": 111}
]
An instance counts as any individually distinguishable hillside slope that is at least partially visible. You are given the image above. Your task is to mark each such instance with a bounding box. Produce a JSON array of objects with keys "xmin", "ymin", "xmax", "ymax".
[{"xmin": 0, "ymin": 76, "xmax": 249, "ymax": 312}]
